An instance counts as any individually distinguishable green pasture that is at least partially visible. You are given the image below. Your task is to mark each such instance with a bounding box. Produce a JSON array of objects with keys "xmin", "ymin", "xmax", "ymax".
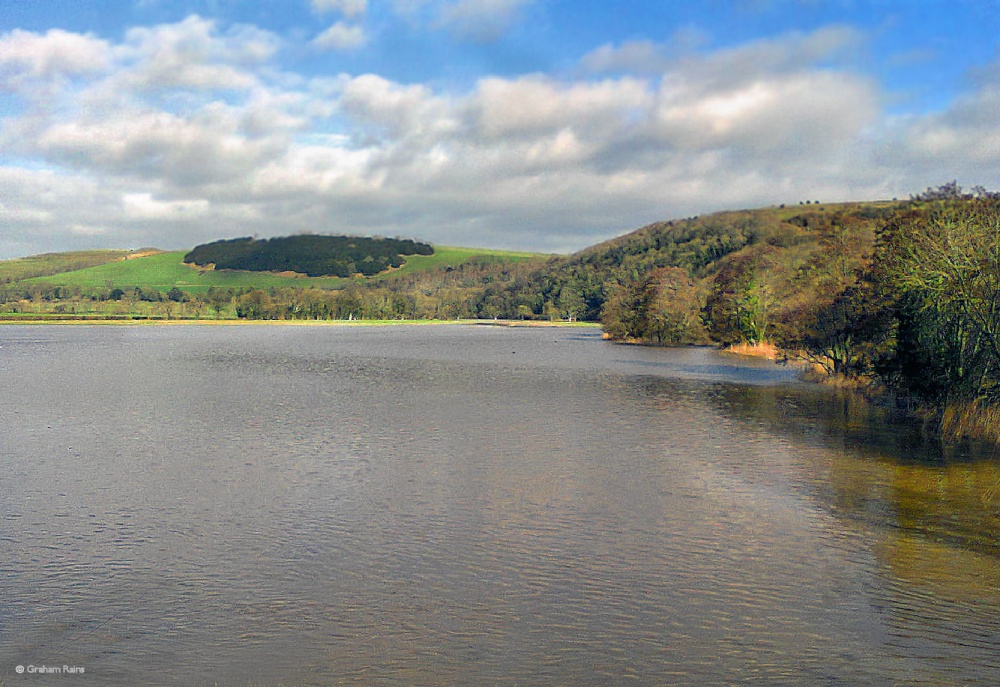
[
  {"xmin": 22, "ymin": 245, "xmax": 547, "ymax": 293},
  {"xmin": 368, "ymin": 245, "xmax": 547, "ymax": 280},
  {"xmin": 0, "ymin": 249, "xmax": 131, "ymax": 281},
  {"xmin": 26, "ymin": 251, "xmax": 341, "ymax": 293}
]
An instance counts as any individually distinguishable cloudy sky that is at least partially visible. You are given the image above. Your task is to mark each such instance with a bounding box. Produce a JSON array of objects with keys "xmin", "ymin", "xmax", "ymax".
[{"xmin": 1, "ymin": 0, "xmax": 999, "ymax": 258}]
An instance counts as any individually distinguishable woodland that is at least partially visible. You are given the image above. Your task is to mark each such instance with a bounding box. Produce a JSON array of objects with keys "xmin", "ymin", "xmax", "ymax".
[{"xmin": 183, "ymin": 235, "xmax": 434, "ymax": 277}]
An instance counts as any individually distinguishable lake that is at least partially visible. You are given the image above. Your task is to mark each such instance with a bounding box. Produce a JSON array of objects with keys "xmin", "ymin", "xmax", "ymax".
[{"xmin": 1, "ymin": 324, "xmax": 998, "ymax": 686}]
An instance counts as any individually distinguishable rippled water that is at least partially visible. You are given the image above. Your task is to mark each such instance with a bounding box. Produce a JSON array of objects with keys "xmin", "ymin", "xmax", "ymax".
[{"xmin": 1, "ymin": 324, "xmax": 998, "ymax": 686}]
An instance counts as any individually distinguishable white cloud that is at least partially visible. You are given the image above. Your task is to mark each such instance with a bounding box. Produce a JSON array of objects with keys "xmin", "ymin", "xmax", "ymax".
[
  {"xmin": 122, "ymin": 192, "xmax": 211, "ymax": 220},
  {"xmin": 3, "ymin": 18, "xmax": 1000, "ymax": 258},
  {"xmin": 337, "ymin": 73, "xmax": 457, "ymax": 145},
  {"xmin": 436, "ymin": 0, "xmax": 535, "ymax": 40},
  {"xmin": 0, "ymin": 28, "xmax": 112, "ymax": 92},
  {"xmin": 313, "ymin": 22, "xmax": 367, "ymax": 51},
  {"xmin": 118, "ymin": 16, "xmax": 280, "ymax": 91},
  {"xmin": 68, "ymin": 223, "xmax": 109, "ymax": 236},
  {"xmin": 35, "ymin": 104, "xmax": 290, "ymax": 188},
  {"xmin": 880, "ymin": 82, "xmax": 1000, "ymax": 187},
  {"xmin": 311, "ymin": 0, "xmax": 368, "ymax": 17},
  {"xmin": 650, "ymin": 70, "xmax": 880, "ymax": 158},
  {"xmin": 580, "ymin": 27, "xmax": 711, "ymax": 76},
  {"xmin": 469, "ymin": 75, "xmax": 652, "ymax": 140},
  {"xmin": 382, "ymin": 0, "xmax": 534, "ymax": 40},
  {"xmin": 581, "ymin": 40, "xmax": 670, "ymax": 75},
  {"xmin": 0, "ymin": 28, "xmax": 112, "ymax": 77}
]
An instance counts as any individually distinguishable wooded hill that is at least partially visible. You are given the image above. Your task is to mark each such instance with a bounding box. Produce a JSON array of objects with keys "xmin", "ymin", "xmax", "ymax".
[
  {"xmin": 472, "ymin": 182, "xmax": 999, "ymax": 443},
  {"xmin": 184, "ymin": 234, "xmax": 434, "ymax": 277}
]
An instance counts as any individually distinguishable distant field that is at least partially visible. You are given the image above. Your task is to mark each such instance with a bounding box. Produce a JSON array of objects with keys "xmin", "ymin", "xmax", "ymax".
[
  {"xmin": 368, "ymin": 245, "xmax": 546, "ymax": 280},
  {"xmin": 21, "ymin": 245, "xmax": 547, "ymax": 293},
  {"xmin": 770, "ymin": 199, "xmax": 901, "ymax": 221},
  {"xmin": 0, "ymin": 249, "xmax": 133, "ymax": 282},
  {"xmin": 28, "ymin": 251, "xmax": 347, "ymax": 293}
]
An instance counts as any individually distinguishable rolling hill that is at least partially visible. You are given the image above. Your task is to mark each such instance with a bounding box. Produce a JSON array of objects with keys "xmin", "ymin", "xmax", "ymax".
[
  {"xmin": 12, "ymin": 245, "xmax": 546, "ymax": 294},
  {"xmin": 0, "ymin": 249, "xmax": 137, "ymax": 282}
]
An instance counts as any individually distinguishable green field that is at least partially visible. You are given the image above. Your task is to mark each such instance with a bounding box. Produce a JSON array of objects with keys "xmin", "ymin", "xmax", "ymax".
[
  {"xmin": 18, "ymin": 245, "xmax": 546, "ymax": 293},
  {"xmin": 369, "ymin": 245, "xmax": 545, "ymax": 280},
  {"xmin": 0, "ymin": 249, "xmax": 133, "ymax": 282}
]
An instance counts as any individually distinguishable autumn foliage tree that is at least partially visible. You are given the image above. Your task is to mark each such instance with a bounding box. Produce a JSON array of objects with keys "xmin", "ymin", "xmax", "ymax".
[{"xmin": 703, "ymin": 245, "xmax": 782, "ymax": 345}]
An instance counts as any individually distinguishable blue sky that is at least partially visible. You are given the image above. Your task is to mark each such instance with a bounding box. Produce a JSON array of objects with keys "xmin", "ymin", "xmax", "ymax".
[{"xmin": 2, "ymin": 0, "xmax": 999, "ymax": 257}]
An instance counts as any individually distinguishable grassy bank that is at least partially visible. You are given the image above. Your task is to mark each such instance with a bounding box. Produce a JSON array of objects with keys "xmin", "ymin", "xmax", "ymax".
[
  {"xmin": 939, "ymin": 402, "xmax": 1000, "ymax": 446},
  {"xmin": 720, "ymin": 341, "xmax": 784, "ymax": 360}
]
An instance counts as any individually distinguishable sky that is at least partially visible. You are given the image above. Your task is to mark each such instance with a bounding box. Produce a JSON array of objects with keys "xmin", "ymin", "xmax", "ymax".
[{"xmin": 2, "ymin": 1, "xmax": 1000, "ymax": 258}]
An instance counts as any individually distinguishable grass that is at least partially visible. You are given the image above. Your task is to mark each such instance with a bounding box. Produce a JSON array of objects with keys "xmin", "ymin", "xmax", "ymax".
[
  {"xmin": 374, "ymin": 245, "xmax": 547, "ymax": 275},
  {"xmin": 23, "ymin": 246, "xmax": 548, "ymax": 293},
  {"xmin": 720, "ymin": 341, "xmax": 783, "ymax": 360},
  {"xmin": 26, "ymin": 251, "xmax": 346, "ymax": 293},
  {"xmin": 770, "ymin": 199, "xmax": 902, "ymax": 221},
  {"xmin": 940, "ymin": 401, "xmax": 1000, "ymax": 445},
  {"xmin": 0, "ymin": 249, "xmax": 134, "ymax": 282}
]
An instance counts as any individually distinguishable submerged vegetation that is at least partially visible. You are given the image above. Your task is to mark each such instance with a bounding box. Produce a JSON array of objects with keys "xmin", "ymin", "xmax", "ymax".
[{"xmin": 3, "ymin": 183, "xmax": 1000, "ymax": 442}]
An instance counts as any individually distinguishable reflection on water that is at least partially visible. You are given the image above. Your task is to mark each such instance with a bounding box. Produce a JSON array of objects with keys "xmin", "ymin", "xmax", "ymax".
[
  {"xmin": 701, "ymin": 379, "xmax": 1000, "ymax": 684},
  {"xmin": 707, "ymin": 382, "xmax": 1000, "ymax": 556},
  {"xmin": 0, "ymin": 325, "xmax": 998, "ymax": 686}
]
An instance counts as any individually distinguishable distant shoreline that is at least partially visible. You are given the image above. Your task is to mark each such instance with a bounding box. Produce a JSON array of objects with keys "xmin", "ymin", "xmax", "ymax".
[{"xmin": 0, "ymin": 317, "xmax": 601, "ymax": 328}]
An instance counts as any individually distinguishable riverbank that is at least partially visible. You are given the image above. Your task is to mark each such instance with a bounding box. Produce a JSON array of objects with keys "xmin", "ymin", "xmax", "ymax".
[
  {"xmin": 719, "ymin": 339, "xmax": 1000, "ymax": 447},
  {"xmin": 719, "ymin": 341, "xmax": 784, "ymax": 361},
  {"xmin": 0, "ymin": 316, "xmax": 601, "ymax": 328}
]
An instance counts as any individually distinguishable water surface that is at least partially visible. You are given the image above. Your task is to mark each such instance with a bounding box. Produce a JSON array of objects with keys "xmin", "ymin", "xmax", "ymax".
[{"xmin": 1, "ymin": 324, "xmax": 998, "ymax": 686}]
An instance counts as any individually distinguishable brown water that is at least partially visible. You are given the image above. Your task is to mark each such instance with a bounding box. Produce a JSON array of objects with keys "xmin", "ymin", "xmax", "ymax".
[{"xmin": 1, "ymin": 324, "xmax": 998, "ymax": 686}]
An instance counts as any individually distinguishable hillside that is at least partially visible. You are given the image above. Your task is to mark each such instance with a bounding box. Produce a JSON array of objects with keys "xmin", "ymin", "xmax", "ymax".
[
  {"xmin": 468, "ymin": 200, "xmax": 899, "ymax": 327},
  {"xmin": 25, "ymin": 251, "xmax": 350, "ymax": 293},
  {"xmin": 6, "ymin": 245, "xmax": 543, "ymax": 294},
  {"xmin": 0, "ymin": 249, "xmax": 141, "ymax": 282}
]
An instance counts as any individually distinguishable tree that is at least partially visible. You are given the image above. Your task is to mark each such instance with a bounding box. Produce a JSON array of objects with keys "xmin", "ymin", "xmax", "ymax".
[
  {"xmin": 206, "ymin": 287, "xmax": 231, "ymax": 318},
  {"xmin": 600, "ymin": 279, "xmax": 643, "ymax": 340},
  {"xmin": 703, "ymin": 245, "xmax": 781, "ymax": 345},
  {"xmin": 556, "ymin": 285, "xmax": 586, "ymax": 321},
  {"xmin": 734, "ymin": 275, "xmax": 773, "ymax": 345},
  {"xmin": 873, "ymin": 193, "xmax": 1000, "ymax": 406},
  {"xmin": 639, "ymin": 267, "xmax": 708, "ymax": 344},
  {"xmin": 798, "ymin": 279, "xmax": 891, "ymax": 376}
]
